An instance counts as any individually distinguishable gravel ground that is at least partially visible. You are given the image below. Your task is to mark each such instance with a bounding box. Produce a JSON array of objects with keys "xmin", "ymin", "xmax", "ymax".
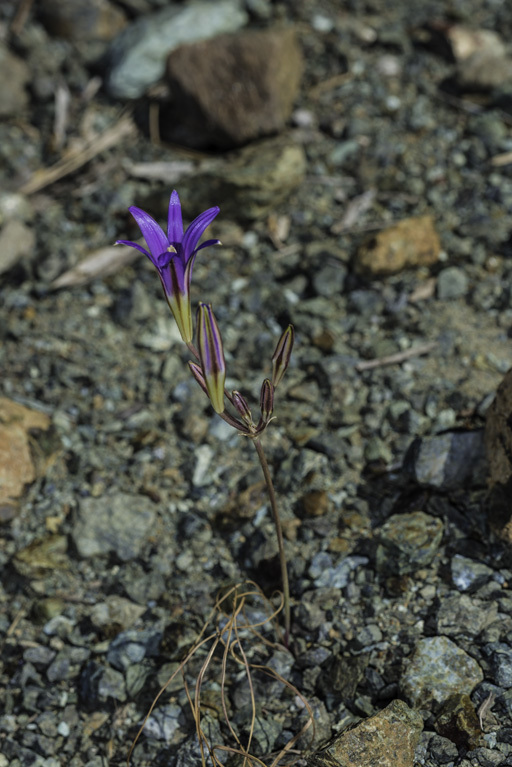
[{"xmin": 2, "ymin": 1, "xmax": 512, "ymax": 766}]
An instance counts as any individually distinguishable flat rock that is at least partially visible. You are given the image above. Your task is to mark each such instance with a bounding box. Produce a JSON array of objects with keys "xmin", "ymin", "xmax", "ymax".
[
  {"xmin": 39, "ymin": 0, "xmax": 127, "ymax": 41},
  {"xmin": 376, "ymin": 511, "xmax": 444, "ymax": 576},
  {"xmin": 72, "ymin": 493, "xmax": 156, "ymax": 560},
  {"xmin": 306, "ymin": 699, "xmax": 423, "ymax": 767},
  {"xmin": 105, "ymin": 0, "xmax": 248, "ymax": 99},
  {"xmin": 184, "ymin": 136, "xmax": 306, "ymax": 220},
  {"xmin": 404, "ymin": 430, "xmax": 487, "ymax": 491},
  {"xmin": 0, "ymin": 44, "xmax": 30, "ymax": 118},
  {"xmin": 354, "ymin": 215, "xmax": 441, "ymax": 277},
  {"xmin": 400, "ymin": 636, "xmax": 483, "ymax": 709},
  {"xmin": 437, "ymin": 593, "xmax": 498, "ymax": 637},
  {"xmin": 0, "ymin": 398, "xmax": 50, "ymax": 519},
  {"xmin": 164, "ymin": 26, "xmax": 302, "ymax": 148}
]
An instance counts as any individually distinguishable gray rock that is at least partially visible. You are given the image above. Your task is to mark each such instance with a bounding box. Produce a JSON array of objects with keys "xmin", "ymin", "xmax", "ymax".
[
  {"xmin": 164, "ymin": 26, "xmax": 302, "ymax": 148},
  {"xmin": 484, "ymin": 643, "xmax": 512, "ymax": 688},
  {"xmin": 105, "ymin": 0, "xmax": 248, "ymax": 98},
  {"xmin": 437, "ymin": 266, "xmax": 469, "ymax": 300},
  {"xmin": 376, "ymin": 511, "xmax": 443, "ymax": 576},
  {"xmin": 0, "ymin": 45, "xmax": 30, "ymax": 117},
  {"xmin": 404, "ymin": 430, "xmax": 487, "ymax": 490},
  {"xmin": 0, "ymin": 217, "xmax": 36, "ymax": 277},
  {"xmin": 400, "ymin": 636, "xmax": 483, "ymax": 708},
  {"xmin": 107, "ymin": 628, "xmax": 161, "ymax": 671},
  {"xmin": 437, "ymin": 594, "xmax": 498, "ymax": 637},
  {"xmin": 308, "ymin": 552, "xmax": 369, "ymax": 588},
  {"xmin": 72, "ymin": 493, "xmax": 156, "ymax": 560},
  {"xmin": 451, "ymin": 554, "xmax": 494, "ymax": 592},
  {"xmin": 145, "ymin": 703, "xmax": 182, "ymax": 741}
]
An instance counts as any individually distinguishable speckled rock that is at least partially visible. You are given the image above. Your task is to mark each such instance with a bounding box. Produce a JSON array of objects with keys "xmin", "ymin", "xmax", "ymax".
[
  {"xmin": 401, "ymin": 637, "xmax": 483, "ymax": 709},
  {"xmin": 184, "ymin": 136, "xmax": 307, "ymax": 220},
  {"xmin": 437, "ymin": 593, "xmax": 498, "ymax": 637},
  {"xmin": 72, "ymin": 493, "xmax": 156, "ymax": 561},
  {"xmin": 105, "ymin": 0, "xmax": 248, "ymax": 98},
  {"xmin": 306, "ymin": 699, "xmax": 423, "ymax": 767},
  {"xmin": 376, "ymin": 511, "xmax": 444, "ymax": 576},
  {"xmin": 434, "ymin": 693, "xmax": 483, "ymax": 750},
  {"xmin": 486, "ymin": 369, "xmax": 512, "ymax": 488},
  {"xmin": 165, "ymin": 26, "xmax": 302, "ymax": 148},
  {"xmin": 354, "ymin": 216, "xmax": 441, "ymax": 277}
]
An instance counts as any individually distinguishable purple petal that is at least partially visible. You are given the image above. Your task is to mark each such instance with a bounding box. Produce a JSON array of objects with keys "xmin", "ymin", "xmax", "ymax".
[
  {"xmin": 159, "ymin": 254, "xmax": 185, "ymax": 297},
  {"xmin": 182, "ymin": 207, "xmax": 220, "ymax": 262},
  {"xmin": 193, "ymin": 238, "xmax": 221, "ymax": 254},
  {"xmin": 129, "ymin": 206, "xmax": 168, "ymax": 262},
  {"xmin": 115, "ymin": 239, "xmax": 151, "ymax": 258},
  {"xmin": 167, "ymin": 190, "xmax": 184, "ymax": 245}
]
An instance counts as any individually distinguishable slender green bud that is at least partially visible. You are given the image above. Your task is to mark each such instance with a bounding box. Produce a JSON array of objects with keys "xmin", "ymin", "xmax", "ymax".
[
  {"xmin": 259, "ymin": 378, "xmax": 274, "ymax": 425},
  {"xmin": 197, "ymin": 303, "xmax": 226, "ymax": 414},
  {"xmin": 271, "ymin": 324, "xmax": 295, "ymax": 388},
  {"xmin": 232, "ymin": 390, "xmax": 253, "ymax": 426}
]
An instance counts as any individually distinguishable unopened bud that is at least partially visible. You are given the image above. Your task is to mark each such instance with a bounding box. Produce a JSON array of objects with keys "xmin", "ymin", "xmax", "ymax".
[
  {"xmin": 271, "ymin": 324, "xmax": 294, "ymax": 388},
  {"xmin": 197, "ymin": 303, "xmax": 226, "ymax": 414},
  {"xmin": 232, "ymin": 390, "xmax": 253, "ymax": 426},
  {"xmin": 259, "ymin": 378, "xmax": 274, "ymax": 425}
]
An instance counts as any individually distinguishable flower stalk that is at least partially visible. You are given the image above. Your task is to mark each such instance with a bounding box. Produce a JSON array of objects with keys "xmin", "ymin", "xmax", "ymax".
[{"xmin": 117, "ymin": 191, "xmax": 294, "ymax": 645}]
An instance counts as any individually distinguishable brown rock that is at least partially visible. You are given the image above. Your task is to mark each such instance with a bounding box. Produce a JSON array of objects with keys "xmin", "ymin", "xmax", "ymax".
[
  {"xmin": 39, "ymin": 0, "xmax": 127, "ymax": 42},
  {"xmin": 355, "ymin": 215, "xmax": 441, "ymax": 277},
  {"xmin": 0, "ymin": 45, "xmax": 30, "ymax": 117},
  {"xmin": 435, "ymin": 694, "xmax": 483, "ymax": 750},
  {"xmin": 456, "ymin": 50, "xmax": 512, "ymax": 92},
  {"xmin": 0, "ymin": 398, "xmax": 51, "ymax": 518},
  {"xmin": 307, "ymin": 699, "xmax": 423, "ymax": 767},
  {"xmin": 165, "ymin": 26, "xmax": 302, "ymax": 148},
  {"xmin": 299, "ymin": 490, "xmax": 332, "ymax": 518}
]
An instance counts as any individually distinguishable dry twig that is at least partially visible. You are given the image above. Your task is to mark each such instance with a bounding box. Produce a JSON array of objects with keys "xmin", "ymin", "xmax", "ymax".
[{"xmin": 356, "ymin": 341, "xmax": 437, "ymax": 372}]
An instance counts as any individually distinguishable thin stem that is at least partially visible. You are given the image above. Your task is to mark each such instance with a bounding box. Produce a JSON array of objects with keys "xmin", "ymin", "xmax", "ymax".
[{"xmin": 252, "ymin": 436, "xmax": 290, "ymax": 646}]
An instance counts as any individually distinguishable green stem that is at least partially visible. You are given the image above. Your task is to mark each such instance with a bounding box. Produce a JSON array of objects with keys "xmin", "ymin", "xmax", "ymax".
[{"xmin": 252, "ymin": 436, "xmax": 290, "ymax": 646}]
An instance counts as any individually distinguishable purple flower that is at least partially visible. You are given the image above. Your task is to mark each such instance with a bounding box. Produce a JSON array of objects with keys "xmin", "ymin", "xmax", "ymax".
[{"xmin": 116, "ymin": 190, "xmax": 220, "ymax": 343}]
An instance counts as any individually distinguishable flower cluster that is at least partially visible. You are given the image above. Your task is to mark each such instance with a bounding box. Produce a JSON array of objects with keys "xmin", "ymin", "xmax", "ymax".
[{"xmin": 116, "ymin": 190, "xmax": 294, "ymax": 436}]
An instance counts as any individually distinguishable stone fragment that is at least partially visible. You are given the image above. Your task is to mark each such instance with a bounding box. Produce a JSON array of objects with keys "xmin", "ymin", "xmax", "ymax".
[
  {"xmin": 456, "ymin": 51, "xmax": 512, "ymax": 92},
  {"xmin": 486, "ymin": 369, "xmax": 512, "ymax": 487},
  {"xmin": 105, "ymin": 0, "xmax": 248, "ymax": 99},
  {"xmin": 0, "ymin": 219, "xmax": 36, "ymax": 276},
  {"xmin": 436, "ymin": 266, "xmax": 469, "ymax": 299},
  {"xmin": 164, "ymin": 26, "xmax": 302, "ymax": 148},
  {"xmin": 451, "ymin": 555, "xmax": 494, "ymax": 593},
  {"xmin": 72, "ymin": 493, "xmax": 156, "ymax": 560},
  {"xmin": 184, "ymin": 137, "xmax": 306, "ymax": 220},
  {"xmin": 376, "ymin": 511, "xmax": 443, "ymax": 576},
  {"xmin": 437, "ymin": 594, "xmax": 498, "ymax": 637},
  {"xmin": 0, "ymin": 398, "xmax": 51, "ymax": 518},
  {"xmin": 354, "ymin": 216, "xmax": 441, "ymax": 277},
  {"xmin": 434, "ymin": 693, "xmax": 483, "ymax": 750},
  {"xmin": 484, "ymin": 643, "xmax": 512, "ymax": 688},
  {"xmin": 0, "ymin": 44, "xmax": 30, "ymax": 117},
  {"xmin": 485, "ymin": 369, "xmax": 512, "ymax": 545},
  {"xmin": 90, "ymin": 596, "xmax": 146, "ymax": 632},
  {"xmin": 400, "ymin": 636, "xmax": 483, "ymax": 709},
  {"xmin": 306, "ymin": 699, "xmax": 423, "ymax": 767},
  {"xmin": 39, "ymin": 0, "xmax": 127, "ymax": 42},
  {"xmin": 404, "ymin": 430, "xmax": 487, "ymax": 491}
]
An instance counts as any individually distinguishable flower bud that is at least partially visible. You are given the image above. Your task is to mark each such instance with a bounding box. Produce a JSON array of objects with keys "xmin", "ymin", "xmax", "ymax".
[
  {"xmin": 232, "ymin": 390, "xmax": 253, "ymax": 426},
  {"xmin": 197, "ymin": 303, "xmax": 226, "ymax": 414},
  {"xmin": 188, "ymin": 361, "xmax": 209, "ymax": 396},
  {"xmin": 259, "ymin": 378, "xmax": 274, "ymax": 425},
  {"xmin": 271, "ymin": 324, "xmax": 294, "ymax": 388}
]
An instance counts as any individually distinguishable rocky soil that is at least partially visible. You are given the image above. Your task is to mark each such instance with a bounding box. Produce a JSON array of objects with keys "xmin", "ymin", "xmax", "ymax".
[{"xmin": 2, "ymin": 0, "xmax": 512, "ymax": 766}]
